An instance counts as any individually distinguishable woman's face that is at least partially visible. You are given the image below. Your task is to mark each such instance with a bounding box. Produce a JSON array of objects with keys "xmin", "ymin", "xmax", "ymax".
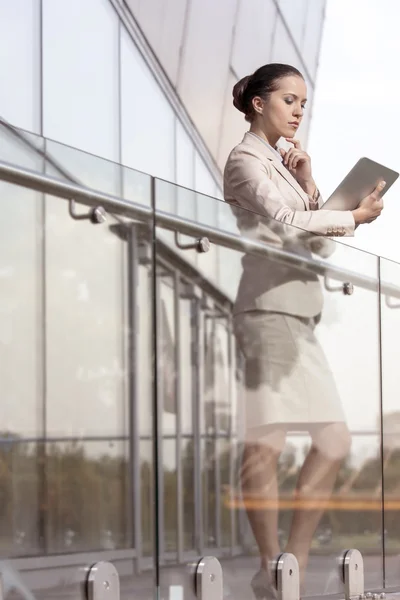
[{"xmin": 254, "ymin": 75, "xmax": 307, "ymax": 140}]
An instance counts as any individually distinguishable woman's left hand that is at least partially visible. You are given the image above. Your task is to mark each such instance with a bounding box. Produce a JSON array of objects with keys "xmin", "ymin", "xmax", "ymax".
[{"xmin": 280, "ymin": 138, "xmax": 316, "ymax": 194}]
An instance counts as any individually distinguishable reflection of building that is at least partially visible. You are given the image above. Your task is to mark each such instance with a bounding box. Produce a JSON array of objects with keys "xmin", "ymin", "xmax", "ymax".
[{"xmin": 0, "ymin": 1, "xmax": 327, "ymax": 597}]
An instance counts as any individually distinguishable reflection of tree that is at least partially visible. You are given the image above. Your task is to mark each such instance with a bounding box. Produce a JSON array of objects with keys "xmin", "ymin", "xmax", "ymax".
[
  {"xmin": 4, "ymin": 421, "xmax": 400, "ymax": 562},
  {"xmin": 0, "ymin": 437, "xmax": 130, "ymax": 556}
]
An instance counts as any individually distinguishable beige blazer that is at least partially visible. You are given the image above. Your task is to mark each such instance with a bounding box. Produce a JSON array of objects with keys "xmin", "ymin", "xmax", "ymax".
[{"xmin": 223, "ymin": 132, "xmax": 355, "ymax": 318}]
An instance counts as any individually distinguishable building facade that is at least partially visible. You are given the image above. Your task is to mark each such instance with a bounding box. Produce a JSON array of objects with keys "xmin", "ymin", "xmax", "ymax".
[{"xmin": 2, "ymin": 2, "xmax": 374, "ymax": 600}]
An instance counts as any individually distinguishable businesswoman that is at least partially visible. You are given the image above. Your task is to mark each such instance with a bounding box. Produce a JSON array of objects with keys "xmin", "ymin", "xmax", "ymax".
[{"xmin": 224, "ymin": 63, "xmax": 384, "ymax": 599}]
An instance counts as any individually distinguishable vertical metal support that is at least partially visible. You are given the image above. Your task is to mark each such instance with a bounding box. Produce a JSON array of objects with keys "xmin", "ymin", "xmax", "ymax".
[
  {"xmin": 341, "ymin": 549, "xmax": 365, "ymax": 600},
  {"xmin": 274, "ymin": 553, "xmax": 300, "ymax": 600},
  {"xmin": 127, "ymin": 225, "xmax": 143, "ymax": 571},
  {"xmin": 175, "ymin": 271, "xmax": 184, "ymax": 564},
  {"xmin": 87, "ymin": 562, "xmax": 120, "ymax": 600},
  {"xmin": 195, "ymin": 557, "xmax": 223, "ymax": 600},
  {"xmin": 192, "ymin": 297, "xmax": 204, "ymax": 553}
]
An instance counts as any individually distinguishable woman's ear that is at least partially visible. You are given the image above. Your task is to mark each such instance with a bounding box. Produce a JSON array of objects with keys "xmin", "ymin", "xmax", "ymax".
[{"xmin": 252, "ymin": 96, "xmax": 264, "ymax": 116}]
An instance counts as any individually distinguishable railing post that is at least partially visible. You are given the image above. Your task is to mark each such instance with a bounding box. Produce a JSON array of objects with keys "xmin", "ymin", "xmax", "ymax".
[
  {"xmin": 274, "ymin": 553, "xmax": 300, "ymax": 600},
  {"xmin": 194, "ymin": 556, "xmax": 223, "ymax": 600},
  {"xmin": 341, "ymin": 549, "xmax": 364, "ymax": 600},
  {"xmin": 87, "ymin": 562, "xmax": 120, "ymax": 600}
]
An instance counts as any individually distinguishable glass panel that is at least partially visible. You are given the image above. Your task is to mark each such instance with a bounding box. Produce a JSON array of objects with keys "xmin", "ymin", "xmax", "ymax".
[
  {"xmin": 158, "ymin": 270, "xmax": 178, "ymax": 556},
  {"xmin": 271, "ymin": 15, "xmax": 303, "ymax": 72},
  {"xmin": 0, "ymin": 125, "xmax": 157, "ymax": 600},
  {"xmin": 177, "ymin": 0, "xmax": 237, "ymax": 154},
  {"xmin": 231, "ymin": 0, "xmax": 277, "ymax": 77},
  {"xmin": 155, "ymin": 179, "xmax": 382, "ymax": 598},
  {"xmin": 381, "ymin": 257, "xmax": 400, "ymax": 589},
  {"xmin": 42, "ymin": 0, "xmax": 120, "ymax": 161},
  {"xmin": 120, "ymin": 26, "xmax": 175, "ymax": 180},
  {"xmin": 124, "ymin": 0, "xmax": 188, "ymax": 85},
  {"xmin": 0, "ymin": 0, "xmax": 40, "ymax": 132},
  {"xmin": 276, "ymin": 0, "xmax": 308, "ymax": 48}
]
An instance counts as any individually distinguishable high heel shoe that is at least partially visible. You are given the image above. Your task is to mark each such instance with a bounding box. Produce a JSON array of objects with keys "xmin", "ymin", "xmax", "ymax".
[{"xmin": 251, "ymin": 568, "xmax": 278, "ymax": 600}]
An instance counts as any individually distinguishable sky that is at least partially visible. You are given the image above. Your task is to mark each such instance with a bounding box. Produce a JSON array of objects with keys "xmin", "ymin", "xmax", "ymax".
[{"xmin": 308, "ymin": 0, "xmax": 400, "ymax": 262}]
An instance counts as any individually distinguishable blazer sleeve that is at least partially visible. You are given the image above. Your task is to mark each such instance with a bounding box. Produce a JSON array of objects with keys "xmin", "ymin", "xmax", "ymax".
[{"xmin": 224, "ymin": 149, "xmax": 355, "ymax": 237}]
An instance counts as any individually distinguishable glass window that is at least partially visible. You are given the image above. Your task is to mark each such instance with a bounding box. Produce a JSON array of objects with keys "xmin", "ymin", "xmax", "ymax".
[
  {"xmin": 175, "ymin": 120, "xmax": 195, "ymax": 189},
  {"xmin": 217, "ymin": 72, "xmax": 248, "ymax": 171},
  {"xmin": 276, "ymin": 0, "xmax": 308, "ymax": 49},
  {"xmin": 179, "ymin": 296, "xmax": 193, "ymax": 435},
  {"xmin": 120, "ymin": 27, "xmax": 175, "ymax": 180},
  {"xmin": 231, "ymin": 0, "xmax": 277, "ymax": 77},
  {"xmin": 177, "ymin": 0, "xmax": 237, "ymax": 155},
  {"xmin": 42, "ymin": 0, "xmax": 120, "ymax": 161},
  {"xmin": 124, "ymin": 0, "xmax": 188, "ymax": 85},
  {"xmin": 159, "ymin": 274, "xmax": 177, "ymax": 434},
  {"xmin": 271, "ymin": 16, "xmax": 303, "ymax": 72},
  {"xmin": 301, "ymin": 0, "xmax": 326, "ymax": 76},
  {"xmin": 0, "ymin": 0, "xmax": 40, "ymax": 132}
]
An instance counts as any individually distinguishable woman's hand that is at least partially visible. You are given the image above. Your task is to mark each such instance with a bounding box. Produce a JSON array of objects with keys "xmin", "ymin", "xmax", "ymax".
[
  {"xmin": 280, "ymin": 138, "xmax": 316, "ymax": 195},
  {"xmin": 352, "ymin": 181, "xmax": 385, "ymax": 225}
]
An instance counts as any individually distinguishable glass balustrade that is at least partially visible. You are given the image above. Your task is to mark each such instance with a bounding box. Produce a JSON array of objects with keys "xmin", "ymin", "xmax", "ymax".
[{"xmin": 0, "ymin": 121, "xmax": 399, "ymax": 600}]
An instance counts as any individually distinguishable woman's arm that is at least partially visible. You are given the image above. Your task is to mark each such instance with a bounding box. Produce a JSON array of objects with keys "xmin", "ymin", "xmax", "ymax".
[{"xmin": 224, "ymin": 150, "xmax": 355, "ymax": 237}]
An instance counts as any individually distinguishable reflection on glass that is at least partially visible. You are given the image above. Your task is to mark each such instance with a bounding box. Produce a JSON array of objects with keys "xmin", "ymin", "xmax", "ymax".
[
  {"xmin": 138, "ymin": 264, "xmax": 153, "ymax": 436},
  {"xmin": 182, "ymin": 438, "xmax": 195, "ymax": 551},
  {"xmin": 219, "ymin": 439, "xmax": 232, "ymax": 548},
  {"xmin": 140, "ymin": 440, "xmax": 154, "ymax": 557},
  {"xmin": 0, "ymin": 441, "xmax": 40, "ymax": 556},
  {"xmin": 154, "ymin": 177, "xmax": 385, "ymax": 598},
  {"xmin": 159, "ymin": 275, "xmax": 177, "ymax": 431},
  {"xmin": 46, "ymin": 441, "xmax": 129, "ymax": 553},
  {"xmin": 163, "ymin": 439, "xmax": 177, "ymax": 553},
  {"xmin": 45, "ymin": 196, "xmax": 128, "ymax": 438},
  {"xmin": 202, "ymin": 439, "xmax": 217, "ymax": 548},
  {"xmin": 180, "ymin": 297, "xmax": 193, "ymax": 435},
  {"xmin": 381, "ymin": 257, "xmax": 400, "ymax": 588}
]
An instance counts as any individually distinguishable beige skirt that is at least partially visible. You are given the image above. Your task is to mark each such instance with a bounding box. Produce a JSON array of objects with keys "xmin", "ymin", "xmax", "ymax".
[{"xmin": 233, "ymin": 311, "xmax": 346, "ymax": 433}]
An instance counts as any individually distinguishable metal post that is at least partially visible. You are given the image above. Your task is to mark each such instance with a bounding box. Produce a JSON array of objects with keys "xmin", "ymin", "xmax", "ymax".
[
  {"xmin": 87, "ymin": 562, "xmax": 120, "ymax": 600},
  {"xmin": 195, "ymin": 556, "xmax": 223, "ymax": 600},
  {"xmin": 341, "ymin": 549, "xmax": 365, "ymax": 600},
  {"xmin": 274, "ymin": 553, "xmax": 300, "ymax": 600}
]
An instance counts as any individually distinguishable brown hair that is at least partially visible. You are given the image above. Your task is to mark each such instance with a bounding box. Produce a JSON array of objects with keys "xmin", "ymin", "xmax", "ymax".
[{"xmin": 232, "ymin": 63, "xmax": 304, "ymax": 122}]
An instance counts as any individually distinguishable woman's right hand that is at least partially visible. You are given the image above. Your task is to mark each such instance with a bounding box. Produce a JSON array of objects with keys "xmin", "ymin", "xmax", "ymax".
[{"xmin": 352, "ymin": 181, "xmax": 386, "ymax": 225}]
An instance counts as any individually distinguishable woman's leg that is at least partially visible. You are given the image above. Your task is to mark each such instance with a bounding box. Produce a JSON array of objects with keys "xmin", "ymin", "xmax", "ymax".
[
  {"xmin": 240, "ymin": 426, "xmax": 287, "ymax": 572},
  {"xmin": 284, "ymin": 422, "xmax": 352, "ymax": 583}
]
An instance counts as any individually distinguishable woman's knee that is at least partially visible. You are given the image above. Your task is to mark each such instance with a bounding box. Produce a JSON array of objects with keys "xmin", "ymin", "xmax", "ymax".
[{"xmin": 311, "ymin": 422, "xmax": 352, "ymax": 461}]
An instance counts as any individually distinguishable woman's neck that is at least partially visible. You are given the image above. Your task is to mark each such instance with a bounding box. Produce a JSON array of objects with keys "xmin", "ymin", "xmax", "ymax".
[{"xmin": 249, "ymin": 124, "xmax": 279, "ymax": 149}]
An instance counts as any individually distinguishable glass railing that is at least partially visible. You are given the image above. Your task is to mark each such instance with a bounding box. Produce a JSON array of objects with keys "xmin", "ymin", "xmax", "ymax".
[{"xmin": 0, "ymin": 120, "xmax": 399, "ymax": 600}]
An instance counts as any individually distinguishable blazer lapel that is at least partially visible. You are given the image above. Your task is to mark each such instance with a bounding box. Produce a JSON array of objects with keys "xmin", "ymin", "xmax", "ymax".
[{"xmin": 244, "ymin": 132, "xmax": 310, "ymax": 210}]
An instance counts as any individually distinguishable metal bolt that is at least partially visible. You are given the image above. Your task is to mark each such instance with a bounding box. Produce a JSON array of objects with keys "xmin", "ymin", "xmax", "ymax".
[
  {"xmin": 372, "ymin": 594, "xmax": 379, "ymax": 600},
  {"xmin": 366, "ymin": 593, "xmax": 373, "ymax": 598},
  {"xmin": 359, "ymin": 594, "xmax": 367, "ymax": 599},
  {"xmin": 196, "ymin": 237, "xmax": 211, "ymax": 253},
  {"xmin": 209, "ymin": 574, "xmax": 215, "ymax": 583},
  {"xmin": 289, "ymin": 569, "xmax": 293, "ymax": 576},
  {"xmin": 355, "ymin": 564, "xmax": 358, "ymax": 570},
  {"xmin": 380, "ymin": 594, "xmax": 386, "ymax": 599},
  {"xmin": 90, "ymin": 206, "xmax": 107, "ymax": 224},
  {"xmin": 103, "ymin": 581, "xmax": 110, "ymax": 590},
  {"xmin": 343, "ymin": 282, "xmax": 354, "ymax": 296}
]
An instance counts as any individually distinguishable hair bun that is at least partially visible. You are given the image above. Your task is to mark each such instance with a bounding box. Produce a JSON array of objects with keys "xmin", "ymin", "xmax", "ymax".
[{"xmin": 232, "ymin": 75, "xmax": 251, "ymax": 113}]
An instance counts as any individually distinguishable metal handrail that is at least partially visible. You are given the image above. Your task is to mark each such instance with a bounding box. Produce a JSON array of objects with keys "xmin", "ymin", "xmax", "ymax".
[{"xmin": 0, "ymin": 158, "xmax": 399, "ymax": 300}]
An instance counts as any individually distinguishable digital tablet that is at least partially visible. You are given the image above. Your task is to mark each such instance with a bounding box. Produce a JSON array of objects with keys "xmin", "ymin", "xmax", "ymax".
[{"xmin": 322, "ymin": 157, "xmax": 399, "ymax": 211}]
